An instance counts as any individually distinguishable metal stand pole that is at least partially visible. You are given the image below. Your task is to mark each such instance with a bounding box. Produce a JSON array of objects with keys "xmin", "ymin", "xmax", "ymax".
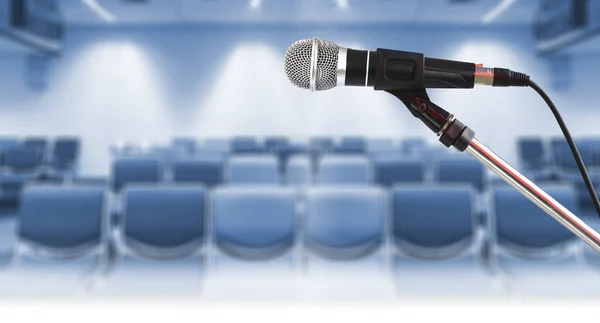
[{"xmin": 466, "ymin": 138, "xmax": 600, "ymax": 254}]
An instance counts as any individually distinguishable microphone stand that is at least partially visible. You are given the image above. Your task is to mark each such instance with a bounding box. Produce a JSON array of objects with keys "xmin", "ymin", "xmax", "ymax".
[
  {"xmin": 368, "ymin": 48, "xmax": 600, "ymax": 253},
  {"xmin": 387, "ymin": 88, "xmax": 600, "ymax": 254}
]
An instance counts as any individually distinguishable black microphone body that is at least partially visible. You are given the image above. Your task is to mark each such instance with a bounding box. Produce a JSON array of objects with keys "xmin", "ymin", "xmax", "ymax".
[{"xmin": 344, "ymin": 48, "xmax": 476, "ymax": 89}]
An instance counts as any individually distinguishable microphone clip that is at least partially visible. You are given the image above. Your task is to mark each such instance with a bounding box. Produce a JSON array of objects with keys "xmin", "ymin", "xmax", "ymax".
[{"xmin": 386, "ymin": 88, "xmax": 475, "ymax": 152}]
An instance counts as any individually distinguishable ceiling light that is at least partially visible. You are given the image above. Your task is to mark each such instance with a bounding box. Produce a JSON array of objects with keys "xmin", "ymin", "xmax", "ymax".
[
  {"xmin": 482, "ymin": 0, "xmax": 518, "ymax": 24},
  {"xmin": 250, "ymin": 0, "xmax": 262, "ymax": 9},
  {"xmin": 82, "ymin": 0, "xmax": 116, "ymax": 23}
]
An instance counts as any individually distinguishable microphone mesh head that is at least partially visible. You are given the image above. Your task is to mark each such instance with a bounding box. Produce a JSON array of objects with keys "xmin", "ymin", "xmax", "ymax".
[{"xmin": 284, "ymin": 38, "xmax": 339, "ymax": 91}]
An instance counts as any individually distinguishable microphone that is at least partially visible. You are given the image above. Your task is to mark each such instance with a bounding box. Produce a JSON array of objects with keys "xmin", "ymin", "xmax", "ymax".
[{"xmin": 284, "ymin": 37, "xmax": 529, "ymax": 92}]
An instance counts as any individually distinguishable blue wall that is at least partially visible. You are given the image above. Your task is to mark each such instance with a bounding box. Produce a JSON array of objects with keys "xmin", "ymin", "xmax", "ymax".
[{"xmin": 0, "ymin": 24, "xmax": 598, "ymax": 175}]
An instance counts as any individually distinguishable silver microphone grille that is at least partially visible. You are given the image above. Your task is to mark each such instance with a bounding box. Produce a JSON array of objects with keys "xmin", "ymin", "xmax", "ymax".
[{"xmin": 284, "ymin": 38, "xmax": 339, "ymax": 91}]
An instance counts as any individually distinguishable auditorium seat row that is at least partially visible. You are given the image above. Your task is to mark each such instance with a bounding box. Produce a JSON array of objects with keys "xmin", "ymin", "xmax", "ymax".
[
  {"xmin": 111, "ymin": 154, "xmax": 485, "ymax": 192},
  {"xmin": 0, "ymin": 182, "xmax": 597, "ymax": 296}
]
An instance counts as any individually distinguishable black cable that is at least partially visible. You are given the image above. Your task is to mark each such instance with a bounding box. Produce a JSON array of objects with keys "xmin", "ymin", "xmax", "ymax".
[{"xmin": 528, "ymin": 79, "xmax": 600, "ymax": 219}]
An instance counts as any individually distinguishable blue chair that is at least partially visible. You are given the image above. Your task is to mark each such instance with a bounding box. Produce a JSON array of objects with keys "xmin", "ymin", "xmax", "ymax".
[
  {"xmin": 1, "ymin": 146, "xmax": 43, "ymax": 173},
  {"xmin": 275, "ymin": 143, "xmax": 308, "ymax": 173},
  {"xmin": 318, "ymin": 156, "xmax": 372, "ymax": 185},
  {"xmin": 211, "ymin": 186, "xmax": 297, "ymax": 260},
  {"xmin": 434, "ymin": 157, "xmax": 486, "ymax": 191},
  {"xmin": 0, "ymin": 147, "xmax": 44, "ymax": 205},
  {"xmin": 173, "ymin": 156, "xmax": 223, "ymax": 187},
  {"xmin": 309, "ymin": 137, "xmax": 334, "ymax": 154},
  {"xmin": 226, "ymin": 155, "xmax": 280, "ymax": 185},
  {"xmin": 401, "ymin": 138, "xmax": 427, "ymax": 155},
  {"xmin": 367, "ymin": 138, "xmax": 398, "ymax": 154},
  {"xmin": 333, "ymin": 136, "xmax": 366, "ymax": 154},
  {"xmin": 517, "ymin": 137, "xmax": 548, "ymax": 170},
  {"xmin": 121, "ymin": 185, "xmax": 207, "ymax": 256},
  {"xmin": 171, "ymin": 137, "xmax": 197, "ymax": 154},
  {"xmin": 264, "ymin": 137, "xmax": 289, "ymax": 152},
  {"xmin": 51, "ymin": 137, "xmax": 80, "ymax": 171},
  {"xmin": 286, "ymin": 155, "xmax": 312, "ymax": 186},
  {"xmin": 0, "ymin": 137, "xmax": 20, "ymax": 163},
  {"xmin": 202, "ymin": 138, "xmax": 230, "ymax": 153},
  {"xmin": 111, "ymin": 158, "xmax": 163, "ymax": 191},
  {"xmin": 390, "ymin": 185, "xmax": 500, "ymax": 296},
  {"xmin": 231, "ymin": 136, "xmax": 264, "ymax": 154},
  {"xmin": 92, "ymin": 185, "xmax": 207, "ymax": 295},
  {"xmin": 373, "ymin": 157, "xmax": 424, "ymax": 186},
  {"xmin": 304, "ymin": 186, "xmax": 386, "ymax": 260},
  {"xmin": 490, "ymin": 184, "xmax": 600, "ymax": 296},
  {"xmin": 24, "ymin": 137, "xmax": 48, "ymax": 158},
  {"xmin": 0, "ymin": 185, "xmax": 107, "ymax": 296}
]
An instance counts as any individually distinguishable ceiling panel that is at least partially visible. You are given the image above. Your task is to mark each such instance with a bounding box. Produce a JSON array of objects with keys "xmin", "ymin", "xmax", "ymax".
[{"xmin": 60, "ymin": 0, "xmax": 539, "ymax": 26}]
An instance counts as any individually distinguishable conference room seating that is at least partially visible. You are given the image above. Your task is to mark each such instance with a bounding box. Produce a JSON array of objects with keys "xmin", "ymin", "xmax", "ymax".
[
  {"xmin": 318, "ymin": 155, "xmax": 372, "ymax": 185},
  {"xmin": 172, "ymin": 155, "xmax": 224, "ymax": 187},
  {"xmin": 201, "ymin": 138, "xmax": 231, "ymax": 153},
  {"xmin": 92, "ymin": 185, "xmax": 207, "ymax": 295},
  {"xmin": 366, "ymin": 138, "xmax": 398, "ymax": 154},
  {"xmin": 206, "ymin": 186, "xmax": 298, "ymax": 300},
  {"xmin": 50, "ymin": 137, "xmax": 81, "ymax": 174},
  {"xmin": 372, "ymin": 156, "xmax": 425, "ymax": 187},
  {"xmin": 390, "ymin": 185, "xmax": 501, "ymax": 296},
  {"xmin": 231, "ymin": 136, "xmax": 264, "ymax": 154},
  {"xmin": 171, "ymin": 137, "xmax": 197, "ymax": 154},
  {"xmin": 0, "ymin": 146, "xmax": 45, "ymax": 205},
  {"xmin": 111, "ymin": 158, "xmax": 163, "ymax": 191},
  {"xmin": 332, "ymin": 136, "xmax": 366, "ymax": 154},
  {"xmin": 286, "ymin": 155, "xmax": 312, "ymax": 186},
  {"xmin": 434, "ymin": 157, "xmax": 486, "ymax": 191},
  {"xmin": 401, "ymin": 138, "xmax": 427, "ymax": 155},
  {"xmin": 226, "ymin": 155, "xmax": 280, "ymax": 185},
  {"xmin": 24, "ymin": 137, "xmax": 48, "ymax": 160},
  {"xmin": 489, "ymin": 184, "xmax": 600, "ymax": 296},
  {"xmin": 264, "ymin": 136, "xmax": 289, "ymax": 152},
  {"xmin": 0, "ymin": 185, "xmax": 107, "ymax": 296}
]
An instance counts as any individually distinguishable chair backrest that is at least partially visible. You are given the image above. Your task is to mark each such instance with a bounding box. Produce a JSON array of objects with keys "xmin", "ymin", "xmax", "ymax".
[
  {"xmin": 231, "ymin": 136, "xmax": 264, "ymax": 154},
  {"xmin": 171, "ymin": 137, "xmax": 197, "ymax": 154},
  {"xmin": 304, "ymin": 186, "xmax": 386, "ymax": 259},
  {"xmin": 309, "ymin": 137, "xmax": 334, "ymax": 154},
  {"xmin": 52, "ymin": 137, "xmax": 80, "ymax": 166},
  {"xmin": 286, "ymin": 155, "xmax": 312, "ymax": 186},
  {"xmin": 123, "ymin": 185, "xmax": 207, "ymax": 258},
  {"xmin": 202, "ymin": 138, "xmax": 231, "ymax": 153},
  {"xmin": 212, "ymin": 186, "xmax": 297, "ymax": 259},
  {"xmin": 333, "ymin": 136, "xmax": 366, "ymax": 154},
  {"xmin": 24, "ymin": 137, "xmax": 48, "ymax": 155},
  {"xmin": 318, "ymin": 155, "xmax": 372, "ymax": 185},
  {"xmin": 264, "ymin": 136, "xmax": 289, "ymax": 152},
  {"xmin": 2, "ymin": 146, "xmax": 43, "ymax": 171},
  {"xmin": 517, "ymin": 137, "xmax": 547, "ymax": 169},
  {"xmin": 491, "ymin": 184, "xmax": 578, "ymax": 250},
  {"xmin": 173, "ymin": 156, "xmax": 223, "ymax": 187},
  {"xmin": 374, "ymin": 157, "xmax": 424, "ymax": 186},
  {"xmin": 391, "ymin": 186, "xmax": 475, "ymax": 256},
  {"xmin": 18, "ymin": 185, "xmax": 105, "ymax": 255},
  {"xmin": 434, "ymin": 157, "xmax": 486, "ymax": 191},
  {"xmin": 226, "ymin": 155, "xmax": 280, "ymax": 185},
  {"xmin": 401, "ymin": 138, "xmax": 427, "ymax": 154},
  {"xmin": 111, "ymin": 158, "xmax": 163, "ymax": 191},
  {"xmin": 367, "ymin": 138, "xmax": 398, "ymax": 153}
]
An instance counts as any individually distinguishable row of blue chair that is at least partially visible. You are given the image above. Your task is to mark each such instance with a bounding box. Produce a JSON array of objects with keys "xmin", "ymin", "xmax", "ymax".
[
  {"xmin": 0, "ymin": 182, "xmax": 595, "ymax": 296},
  {"xmin": 111, "ymin": 154, "xmax": 486, "ymax": 192},
  {"xmin": 0, "ymin": 137, "xmax": 81, "ymax": 206}
]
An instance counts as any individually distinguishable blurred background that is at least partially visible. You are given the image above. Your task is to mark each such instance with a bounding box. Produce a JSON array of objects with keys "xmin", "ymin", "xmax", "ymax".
[{"xmin": 0, "ymin": 0, "xmax": 599, "ymax": 301}]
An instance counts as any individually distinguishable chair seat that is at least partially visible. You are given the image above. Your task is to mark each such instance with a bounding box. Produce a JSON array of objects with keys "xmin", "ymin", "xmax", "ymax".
[
  {"xmin": 393, "ymin": 254, "xmax": 504, "ymax": 298},
  {"xmin": 0, "ymin": 253, "xmax": 102, "ymax": 296},
  {"xmin": 496, "ymin": 253, "xmax": 600, "ymax": 297},
  {"xmin": 91, "ymin": 254, "xmax": 205, "ymax": 296}
]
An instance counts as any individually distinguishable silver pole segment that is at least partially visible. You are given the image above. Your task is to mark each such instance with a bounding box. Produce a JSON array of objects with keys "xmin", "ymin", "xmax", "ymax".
[{"xmin": 466, "ymin": 138, "xmax": 600, "ymax": 254}]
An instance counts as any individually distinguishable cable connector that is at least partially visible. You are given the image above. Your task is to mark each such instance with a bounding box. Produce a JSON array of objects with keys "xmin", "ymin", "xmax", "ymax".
[{"xmin": 474, "ymin": 66, "xmax": 530, "ymax": 87}]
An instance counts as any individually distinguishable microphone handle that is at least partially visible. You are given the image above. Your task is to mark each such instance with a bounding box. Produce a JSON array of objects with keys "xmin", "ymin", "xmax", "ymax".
[{"xmin": 343, "ymin": 48, "xmax": 476, "ymax": 90}]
